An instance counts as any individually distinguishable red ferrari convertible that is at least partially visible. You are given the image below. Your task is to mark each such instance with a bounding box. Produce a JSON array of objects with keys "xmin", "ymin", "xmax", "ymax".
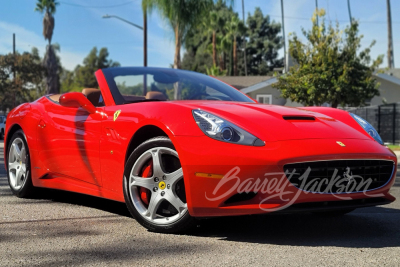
[{"xmin": 5, "ymin": 67, "xmax": 397, "ymax": 232}]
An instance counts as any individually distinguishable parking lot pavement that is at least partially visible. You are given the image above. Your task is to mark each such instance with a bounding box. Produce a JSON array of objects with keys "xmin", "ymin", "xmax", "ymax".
[{"xmin": 0, "ymin": 140, "xmax": 400, "ymax": 267}]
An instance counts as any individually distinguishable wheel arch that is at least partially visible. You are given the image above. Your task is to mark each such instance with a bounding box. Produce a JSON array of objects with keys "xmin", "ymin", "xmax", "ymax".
[
  {"xmin": 124, "ymin": 125, "xmax": 169, "ymax": 164},
  {"xmin": 4, "ymin": 123, "xmax": 23, "ymax": 171}
]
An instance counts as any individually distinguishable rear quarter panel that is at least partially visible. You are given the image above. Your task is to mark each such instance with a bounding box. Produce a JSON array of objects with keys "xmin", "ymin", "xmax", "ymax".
[{"xmin": 5, "ymin": 102, "xmax": 42, "ymax": 175}]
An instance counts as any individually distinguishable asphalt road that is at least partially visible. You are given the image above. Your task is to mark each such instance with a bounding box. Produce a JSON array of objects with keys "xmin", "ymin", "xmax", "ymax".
[{"xmin": 1, "ymin": 141, "xmax": 400, "ymax": 267}]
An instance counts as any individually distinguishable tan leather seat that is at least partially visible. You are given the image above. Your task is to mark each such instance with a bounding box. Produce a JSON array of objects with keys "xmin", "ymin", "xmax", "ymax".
[
  {"xmin": 122, "ymin": 95, "xmax": 146, "ymax": 102},
  {"xmin": 49, "ymin": 94, "xmax": 62, "ymax": 102},
  {"xmin": 82, "ymin": 88, "xmax": 103, "ymax": 106},
  {"xmin": 146, "ymin": 91, "xmax": 167, "ymax": 101}
]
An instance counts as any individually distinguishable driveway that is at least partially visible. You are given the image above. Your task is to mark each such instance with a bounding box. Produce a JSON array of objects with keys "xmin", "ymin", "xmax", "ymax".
[{"xmin": 0, "ymin": 140, "xmax": 399, "ymax": 266}]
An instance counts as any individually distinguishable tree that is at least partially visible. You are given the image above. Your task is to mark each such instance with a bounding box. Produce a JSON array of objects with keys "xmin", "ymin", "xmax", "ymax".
[
  {"xmin": 273, "ymin": 10, "xmax": 383, "ymax": 108},
  {"xmin": 182, "ymin": 5, "xmax": 282, "ymax": 76},
  {"xmin": 181, "ymin": 26, "xmax": 213, "ymax": 73},
  {"xmin": 0, "ymin": 50, "xmax": 46, "ymax": 110},
  {"xmin": 203, "ymin": 10, "xmax": 225, "ymax": 67},
  {"xmin": 206, "ymin": 64, "xmax": 227, "ymax": 76},
  {"xmin": 222, "ymin": 15, "xmax": 244, "ymax": 75},
  {"xmin": 182, "ymin": 1, "xmax": 237, "ymax": 74},
  {"xmin": 245, "ymin": 7, "xmax": 283, "ymax": 75},
  {"xmin": 143, "ymin": 0, "xmax": 212, "ymax": 69},
  {"xmin": 143, "ymin": 0, "xmax": 234, "ymax": 69},
  {"xmin": 34, "ymin": 0, "xmax": 60, "ymax": 94},
  {"xmin": 61, "ymin": 47, "xmax": 120, "ymax": 92}
]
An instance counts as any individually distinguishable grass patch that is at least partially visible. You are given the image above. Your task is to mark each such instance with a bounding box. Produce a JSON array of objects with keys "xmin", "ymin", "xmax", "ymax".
[{"xmin": 387, "ymin": 145, "xmax": 400, "ymax": 151}]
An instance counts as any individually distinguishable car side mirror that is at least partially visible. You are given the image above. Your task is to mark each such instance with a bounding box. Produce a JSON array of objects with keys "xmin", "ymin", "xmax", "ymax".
[{"xmin": 59, "ymin": 92, "xmax": 96, "ymax": 114}]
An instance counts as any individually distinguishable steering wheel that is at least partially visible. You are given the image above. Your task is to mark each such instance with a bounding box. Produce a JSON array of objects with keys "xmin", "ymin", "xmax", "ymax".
[
  {"xmin": 205, "ymin": 96, "xmax": 223, "ymax": 101},
  {"xmin": 188, "ymin": 92, "xmax": 209, "ymax": 100}
]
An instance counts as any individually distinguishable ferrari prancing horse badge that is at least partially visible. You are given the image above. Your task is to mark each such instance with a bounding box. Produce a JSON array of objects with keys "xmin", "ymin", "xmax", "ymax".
[{"xmin": 114, "ymin": 110, "xmax": 121, "ymax": 121}]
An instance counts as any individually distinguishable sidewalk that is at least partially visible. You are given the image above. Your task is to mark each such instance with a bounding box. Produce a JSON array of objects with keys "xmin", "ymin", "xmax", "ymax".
[{"xmin": 394, "ymin": 151, "xmax": 400, "ymax": 160}]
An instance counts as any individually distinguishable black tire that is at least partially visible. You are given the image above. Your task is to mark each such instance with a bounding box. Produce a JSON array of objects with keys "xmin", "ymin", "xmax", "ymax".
[
  {"xmin": 313, "ymin": 208, "xmax": 355, "ymax": 217},
  {"xmin": 7, "ymin": 129, "xmax": 35, "ymax": 198},
  {"xmin": 123, "ymin": 136, "xmax": 196, "ymax": 233}
]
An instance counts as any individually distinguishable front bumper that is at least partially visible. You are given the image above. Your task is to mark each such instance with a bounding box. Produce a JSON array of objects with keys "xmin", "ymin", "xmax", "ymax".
[{"xmin": 173, "ymin": 136, "xmax": 397, "ymax": 217}]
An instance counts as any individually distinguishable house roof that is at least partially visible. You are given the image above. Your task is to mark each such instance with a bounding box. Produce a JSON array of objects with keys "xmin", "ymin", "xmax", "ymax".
[
  {"xmin": 224, "ymin": 68, "xmax": 400, "ymax": 95},
  {"xmin": 241, "ymin": 77, "xmax": 278, "ymax": 94},
  {"xmin": 216, "ymin": 76, "xmax": 272, "ymax": 89},
  {"xmin": 384, "ymin": 68, "xmax": 400, "ymax": 79},
  {"xmin": 374, "ymin": 69, "xmax": 400, "ymax": 86}
]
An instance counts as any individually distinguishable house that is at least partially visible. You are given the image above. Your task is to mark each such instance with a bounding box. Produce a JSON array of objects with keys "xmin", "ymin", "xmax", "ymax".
[
  {"xmin": 371, "ymin": 69, "xmax": 400, "ymax": 105},
  {"xmin": 218, "ymin": 68, "xmax": 400, "ymax": 107},
  {"xmin": 216, "ymin": 76, "xmax": 287, "ymax": 105}
]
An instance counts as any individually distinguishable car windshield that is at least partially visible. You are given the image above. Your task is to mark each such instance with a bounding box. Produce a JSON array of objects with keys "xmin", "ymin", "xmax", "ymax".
[{"xmin": 101, "ymin": 67, "xmax": 254, "ymax": 105}]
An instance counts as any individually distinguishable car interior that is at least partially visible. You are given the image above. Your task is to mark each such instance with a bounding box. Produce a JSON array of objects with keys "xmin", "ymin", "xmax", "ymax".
[{"xmin": 48, "ymin": 88, "xmax": 167, "ymax": 107}]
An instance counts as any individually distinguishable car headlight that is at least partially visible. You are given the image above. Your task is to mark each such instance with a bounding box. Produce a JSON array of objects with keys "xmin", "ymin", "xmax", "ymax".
[
  {"xmin": 350, "ymin": 113, "xmax": 383, "ymax": 145},
  {"xmin": 192, "ymin": 109, "xmax": 264, "ymax": 146}
]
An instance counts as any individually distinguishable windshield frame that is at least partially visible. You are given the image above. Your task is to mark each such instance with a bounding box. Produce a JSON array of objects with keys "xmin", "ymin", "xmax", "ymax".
[{"xmin": 101, "ymin": 67, "xmax": 255, "ymax": 105}]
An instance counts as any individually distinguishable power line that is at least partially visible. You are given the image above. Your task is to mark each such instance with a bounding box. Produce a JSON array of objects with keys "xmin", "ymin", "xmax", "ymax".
[
  {"xmin": 59, "ymin": 1, "xmax": 134, "ymax": 8},
  {"xmin": 267, "ymin": 14, "xmax": 400, "ymax": 25}
]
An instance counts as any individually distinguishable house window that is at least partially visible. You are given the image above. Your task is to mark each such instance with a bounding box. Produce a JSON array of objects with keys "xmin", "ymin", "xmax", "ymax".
[{"xmin": 256, "ymin": 94, "xmax": 272, "ymax": 104}]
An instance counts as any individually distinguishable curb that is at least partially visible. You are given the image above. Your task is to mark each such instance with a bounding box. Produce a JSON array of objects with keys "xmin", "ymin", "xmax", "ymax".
[{"xmin": 394, "ymin": 151, "xmax": 400, "ymax": 160}]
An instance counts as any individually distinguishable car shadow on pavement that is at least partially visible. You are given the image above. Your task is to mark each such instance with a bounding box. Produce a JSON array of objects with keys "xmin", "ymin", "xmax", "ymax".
[
  {"xmin": 187, "ymin": 206, "xmax": 400, "ymax": 248},
  {"xmin": 1, "ymin": 161, "xmax": 399, "ymax": 250},
  {"xmin": 32, "ymin": 188, "xmax": 132, "ymax": 218},
  {"xmin": 11, "ymin": 185, "xmax": 400, "ymax": 249}
]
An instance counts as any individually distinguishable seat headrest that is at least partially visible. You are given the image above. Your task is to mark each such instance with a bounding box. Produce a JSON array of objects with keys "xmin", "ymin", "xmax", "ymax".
[
  {"xmin": 82, "ymin": 88, "xmax": 100, "ymax": 96},
  {"xmin": 82, "ymin": 88, "xmax": 102, "ymax": 106},
  {"xmin": 145, "ymin": 91, "xmax": 167, "ymax": 101}
]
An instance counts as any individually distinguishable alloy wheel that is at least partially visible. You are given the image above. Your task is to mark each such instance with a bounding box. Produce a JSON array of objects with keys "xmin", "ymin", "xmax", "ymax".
[
  {"xmin": 8, "ymin": 137, "xmax": 28, "ymax": 190},
  {"xmin": 128, "ymin": 147, "xmax": 187, "ymax": 225}
]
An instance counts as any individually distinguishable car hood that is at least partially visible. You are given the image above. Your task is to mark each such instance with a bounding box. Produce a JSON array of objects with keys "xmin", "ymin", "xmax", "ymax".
[{"xmin": 172, "ymin": 101, "xmax": 370, "ymax": 142}]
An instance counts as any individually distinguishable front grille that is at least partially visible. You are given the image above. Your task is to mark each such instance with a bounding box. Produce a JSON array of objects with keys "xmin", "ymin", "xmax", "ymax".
[{"xmin": 283, "ymin": 160, "xmax": 394, "ymax": 193}]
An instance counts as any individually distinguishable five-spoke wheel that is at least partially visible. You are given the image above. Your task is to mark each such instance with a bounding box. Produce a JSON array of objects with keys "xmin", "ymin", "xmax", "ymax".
[
  {"xmin": 7, "ymin": 130, "xmax": 34, "ymax": 197},
  {"xmin": 124, "ymin": 137, "xmax": 195, "ymax": 233}
]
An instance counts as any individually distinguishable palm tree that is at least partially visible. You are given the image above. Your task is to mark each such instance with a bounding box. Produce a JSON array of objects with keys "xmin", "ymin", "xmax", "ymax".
[
  {"xmin": 34, "ymin": 0, "xmax": 59, "ymax": 45},
  {"xmin": 203, "ymin": 11, "xmax": 223, "ymax": 67},
  {"xmin": 223, "ymin": 15, "xmax": 243, "ymax": 75},
  {"xmin": 143, "ymin": 0, "xmax": 234, "ymax": 69},
  {"xmin": 143, "ymin": 0, "xmax": 211, "ymax": 69},
  {"xmin": 34, "ymin": 0, "xmax": 60, "ymax": 94}
]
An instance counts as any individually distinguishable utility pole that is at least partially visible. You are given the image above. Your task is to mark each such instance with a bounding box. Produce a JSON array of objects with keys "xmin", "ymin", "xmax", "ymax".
[
  {"xmin": 143, "ymin": 4, "xmax": 148, "ymax": 95},
  {"xmin": 315, "ymin": 0, "xmax": 318, "ymax": 26},
  {"xmin": 143, "ymin": 6, "xmax": 147, "ymax": 67},
  {"xmin": 387, "ymin": 0, "xmax": 395, "ymax": 68},
  {"xmin": 242, "ymin": 0, "xmax": 247, "ymax": 76},
  {"xmin": 13, "ymin": 33, "xmax": 16, "ymax": 108},
  {"xmin": 13, "ymin": 33, "xmax": 15, "ymax": 55},
  {"xmin": 281, "ymin": 0, "xmax": 287, "ymax": 72},
  {"xmin": 347, "ymin": 0, "xmax": 353, "ymax": 24}
]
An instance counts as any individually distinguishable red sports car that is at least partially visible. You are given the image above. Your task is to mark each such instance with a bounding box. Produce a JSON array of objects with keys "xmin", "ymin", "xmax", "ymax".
[{"xmin": 5, "ymin": 67, "xmax": 397, "ymax": 233}]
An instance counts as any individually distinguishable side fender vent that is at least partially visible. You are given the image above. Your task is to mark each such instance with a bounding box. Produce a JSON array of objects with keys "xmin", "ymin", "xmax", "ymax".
[{"xmin": 224, "ymin": 192, "xmax": 257, "ymax": 205}]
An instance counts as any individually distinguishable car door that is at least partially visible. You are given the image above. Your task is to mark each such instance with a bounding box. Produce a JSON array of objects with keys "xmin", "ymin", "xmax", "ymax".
[{"xmin": 37, "ymin": 98, "xmax": 102, "ymax": 186}]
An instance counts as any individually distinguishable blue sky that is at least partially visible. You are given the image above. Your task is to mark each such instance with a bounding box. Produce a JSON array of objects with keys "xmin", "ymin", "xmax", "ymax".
[{"xmin": 0, "ymin": 0, "xmax": 399, "ymax": 71}]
